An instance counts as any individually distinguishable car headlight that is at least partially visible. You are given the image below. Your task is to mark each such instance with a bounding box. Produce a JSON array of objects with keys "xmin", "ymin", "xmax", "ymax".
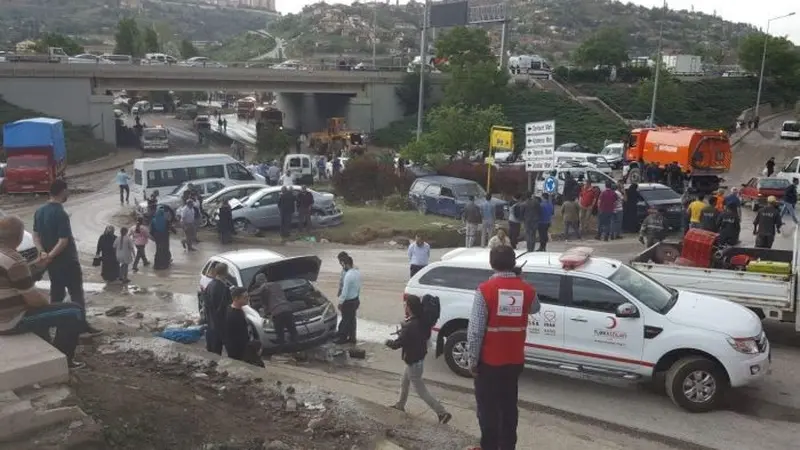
[
  {"xmin": 322, "ymin": 303, "xmax": 336, "ymax": 320},
  {"xmin": 727, "ymin": 337, "xmax": 759, "ymax": 354},
  {"xmin": 262, "ymin": 317, "xmax": 274, "ymax": 331}
]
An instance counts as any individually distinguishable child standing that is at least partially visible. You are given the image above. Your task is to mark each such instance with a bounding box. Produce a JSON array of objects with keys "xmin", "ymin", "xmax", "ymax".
[
  {"xmin": 114, "ymin": 227, "xmax": 136, "ymax": 283},
  {"xmin": 132, "ymin": 219, "xmax": 150, "ymax": 273}
]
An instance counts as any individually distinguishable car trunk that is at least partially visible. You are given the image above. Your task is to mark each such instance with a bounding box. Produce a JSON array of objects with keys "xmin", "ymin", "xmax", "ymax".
[{"xmin": 248, "ymin": 256, "xmax": 327, "ymax": 320}]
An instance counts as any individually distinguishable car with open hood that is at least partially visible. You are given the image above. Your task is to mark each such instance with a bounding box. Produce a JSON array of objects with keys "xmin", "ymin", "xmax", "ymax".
[{"xmin": 198, "ymin": 249, "xmax": 337, "ymax": 354}]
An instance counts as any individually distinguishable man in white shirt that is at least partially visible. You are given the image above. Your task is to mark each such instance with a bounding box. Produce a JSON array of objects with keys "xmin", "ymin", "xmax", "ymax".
[
  {"xmin": 179, "ymin": 200, "xmax": 198, "ymax": 251},
  {"xmin": 407, "ymin": 234, "xmax": 430, "ymax": 278},
  {"xmin": 267, "ymin": 164, "xmax": 281, "ymax": 186}
]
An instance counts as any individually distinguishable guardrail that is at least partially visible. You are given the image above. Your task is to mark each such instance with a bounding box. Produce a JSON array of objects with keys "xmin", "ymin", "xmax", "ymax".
[{"xmin": 0, "ymin": 59, "xmax": 414, "ymax": 73}]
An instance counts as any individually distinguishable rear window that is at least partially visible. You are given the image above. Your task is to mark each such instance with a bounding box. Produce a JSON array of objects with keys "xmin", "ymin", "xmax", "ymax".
[
  {"xmin": 639, "ymin": 188, "xmax": 680, "ymax": 202},
  {"xmin": 758, "ymin": 178, "xmax": 790, "ymax": 189},
  {"xmin": 783, "ymin": 122, "xmax": 800, "ymax": 132},
  {"xmin": 418, "ymin": 267, "xmax": 492, "ymax": 290},
  {"xmin": 143, "ymin": 129, "xmax": 167, "ymax": 139}
]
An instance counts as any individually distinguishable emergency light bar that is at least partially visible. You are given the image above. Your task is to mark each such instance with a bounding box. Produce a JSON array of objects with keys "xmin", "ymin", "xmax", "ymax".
[{"xmin": 559, "ymin": 247, "xmax": 594, "ymax": 270}]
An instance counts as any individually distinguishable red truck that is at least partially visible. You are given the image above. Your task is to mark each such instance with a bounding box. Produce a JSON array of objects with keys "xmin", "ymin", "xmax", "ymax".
[{"xmin": 2, "ymin": 118, "xmax": 67, "ymax": 194}]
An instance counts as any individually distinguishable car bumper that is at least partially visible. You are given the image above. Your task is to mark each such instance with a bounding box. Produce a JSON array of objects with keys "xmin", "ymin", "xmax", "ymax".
[
  {"xmin": 254, "ymin": 315, "xmax": 338, "ymax": 355},
  {"xmin": 311, "ymin": 209, "xmax": 343, "ymax": 227},
  {"xmin": 728, "ymin": 348, "xmax": 771, "ymax": 387}
]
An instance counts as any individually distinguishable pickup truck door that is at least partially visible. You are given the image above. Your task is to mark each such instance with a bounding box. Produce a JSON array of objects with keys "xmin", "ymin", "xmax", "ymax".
[
  {"xmin": 521, "ymin": 272, "xmax": 566, "ymax": 363},
  {"xmin": 562, "ymin": 275, "xmax": 646, "ymax": 373}
]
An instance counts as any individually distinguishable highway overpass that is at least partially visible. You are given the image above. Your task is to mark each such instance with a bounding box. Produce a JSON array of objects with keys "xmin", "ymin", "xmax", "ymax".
[{"xmin": 0, "ymin": 63, "xmax": 445, "ymax": 143}]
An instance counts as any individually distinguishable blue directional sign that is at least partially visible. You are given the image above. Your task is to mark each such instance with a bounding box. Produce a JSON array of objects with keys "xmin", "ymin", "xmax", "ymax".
[{"xmin": 544, "ymin": 176, "xmax": 556, "ymax": 193}]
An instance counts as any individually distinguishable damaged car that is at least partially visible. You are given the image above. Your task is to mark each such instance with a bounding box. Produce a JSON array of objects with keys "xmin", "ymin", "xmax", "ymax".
[{"xmin": 198, "ymin": 249, "xmax": 338, "ymax": 354}]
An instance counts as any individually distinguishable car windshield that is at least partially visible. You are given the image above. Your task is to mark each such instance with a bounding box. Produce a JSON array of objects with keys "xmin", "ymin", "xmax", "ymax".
[
  {"xmin": 169, "ymin": 183, "xmax": 189, "ymax": 195},
  {"xmin": 143, "ymin": 129, "xmax": 167, "ymax": 139},
  {"xmin": 783, "ymin": 122, "xmax": 800, "ymax": 132},
  {"xmin": 759, "ymin": 178, "xmax": 789, "ymax": 189},
  {"xmin": 601, "ymin": 145, "xmax": 623, "ymax": 156},
  {"xmin": 454, "ymin": 182, "xmax": 486, "ymax": 199},
  {"xmin": 239, "ymin": 266, "xmax": 261, "ymax": 288},
  {"xmin": 639, "ymin": 188, "xmax": 680, "ymax": 202},
  {"xmin": 609, "ymin": 264, "xmax": 674, "ymax": 313}
]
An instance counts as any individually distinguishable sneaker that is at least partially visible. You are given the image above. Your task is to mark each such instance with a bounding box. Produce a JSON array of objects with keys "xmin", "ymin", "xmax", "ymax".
[
  {"xmin": 390, "ymin": 403, "xmax": 405, "ymax": 412},
  {"xmin": 68, "ymin": 360, "xmax": 86, "ymax": 370},
  {"xmin": 438, "ymin": 412, "xmax": 452, "ymax": 424},
  {"xmin": 83, "ymin": 326, "xmax": 104, "ymax": 337}
]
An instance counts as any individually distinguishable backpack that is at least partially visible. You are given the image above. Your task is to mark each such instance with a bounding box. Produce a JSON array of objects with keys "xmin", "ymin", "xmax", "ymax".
[{"xmin": 420, "ymin": 294, "xmax": 441, "ymax": 329}]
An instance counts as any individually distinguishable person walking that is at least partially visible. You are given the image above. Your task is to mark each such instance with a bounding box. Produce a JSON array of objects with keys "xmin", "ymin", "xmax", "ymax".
[
  {"xmin": 115, "ymin": 169, "xmax": 131, "ymax": 206},
  {"xmin": 131, "ymin": 219, "xmax": 150, "ymax": 273},
  {"xmin": 782, "ymin": 178, "xmax": 799, "ymax": 225},
  {"xmin": 178, "ymin": 200, "xmax": 198, "ymax": 251},
  {"xmin": 612, "ymin": 182, "xmax": 624, "ymax": 239},
  {"xmin": 222, "ymin": 117, "xmax": 227, "ymax": 133},
  {"xmin": 754, "ymin": 196, "xmax": 782, "ymax": 249},
  {"xmin": 537, "ymin": 193, "xmax": 554, "ymax": 251},
  {"xmin": 114, "ymin": 227, "xmax": 135, "ymax": 284},
  {"xmin": 335, "ymin": 252, "xmax": 361, "ymax": 344},
  {"xmin": 296, "ymin": 185, "xmax": 314, "ymax": 233},
  {"xmin": 249, "ymin": 273, "xmax": 297, "ymax": 344},
  {"xmin": 480, "ymin": 193, "xmax": 496, "ymax": 247},
  {"xmin": 765, "ymin": 157, "xmax": 776, "ymax": 177},
  {"xmin": 466, "ymin": 246, "xmax": 538, "ymax": 450},
  {"xmin": 386, "ymin": 294, "xmax": 452, "ymax": 424},
  {"xmin": 33, "ymin": 180, "xmax": 100, "ymax": 335},
  {"xmin": 462, "ymin": 196, "xmax": 483, "ymax": 248},
  {"xmin": 561, "ymin": 197, "xmax": 581, "ymax": 241},
  {"xmin": 203, "ymin": 263, "xmax": 233, "ymax": 355},
  {"xmin": 596, "ymin": 181, "xmax": 617, "ymax": 241},
  {"xmin": 522, "ymin": 193, "xmax": 541, "ymax": 252},
  {"xmin": 95, "ymin": 226, "xmax": 119, "ymax": 283},
  {"xmin": 622, "ymin": 183, "xmax": 640, "ymax": 233},
  {"xmin": 407, "ymin": 235, "xmax": 430, "ymax": 278},
  {"xmin": 150, "ymin": 206, "xmax": 172, "ymax": 270},
  {"xmin": 507, "ymin": 194, "xmax": 523, "ymax": 249},
  {"xmin": 0, "ymin": 215, "xmax": 86, "ymax": 369},
  {"xmin": 716, "ymin": 203, "xmax": 741, "ymax": 246},
  {"xmin": 217, "ymin": 201, "xmax": 234, "ymax": 244},
  {"xmin": 578, "ymin": 179, "xmax": 599, "ymax": 235},
  {"xmin": 278, "ymin": 186, "xmax": 296, "ymax": 239},
  {"xmin": 639, "ymin": 208, "xmax": 666, "ymax": 247},
  {"xmin": 267, "ymin": 164, "xmax": 281, "ymax": 186}
]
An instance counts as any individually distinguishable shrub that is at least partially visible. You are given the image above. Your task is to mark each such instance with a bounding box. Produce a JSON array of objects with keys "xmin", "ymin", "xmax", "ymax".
[
  {"xmin": 383, "ymin": 193, "xmax": 412, "ymax": 211},
  {"xmin": 331, "ymin": 156, "xmax": 399, "ymax": 204},
  {"xmin": 436, "ymin": 161, "xmax": 528, "ymax": 197}
]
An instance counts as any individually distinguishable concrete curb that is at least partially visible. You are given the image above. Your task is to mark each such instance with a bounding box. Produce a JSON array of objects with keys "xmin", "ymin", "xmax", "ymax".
[
  {"xmin": 67, "ymin": 149, "xmax": 139, "ymax": 179},
  {"xmin": 731, "ymin": 110, "xmax": 790, "ymax": 147}
]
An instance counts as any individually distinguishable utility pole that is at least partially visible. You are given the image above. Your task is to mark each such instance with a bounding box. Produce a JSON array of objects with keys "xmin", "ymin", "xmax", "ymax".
[
  {"xmin": 498, "ymin": 0, "xmax": 508, "ymax": 68},
  {"xmin": 371, "ymin": 0, "xmax": 377, "ymax": 68},
  {"xmin": 416, "ymin": 0, "xmax": 430, "ymax": 140},
  {"xmin": 755, "ymin": 12, "xmax": 795, "ymax": 119},
  {"xmin": 649, "ymin": 1, "xmax": 665, "ymax": 127}
]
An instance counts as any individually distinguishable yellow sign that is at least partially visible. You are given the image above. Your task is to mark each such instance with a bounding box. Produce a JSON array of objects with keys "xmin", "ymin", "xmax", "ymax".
[
  {"xmin": 485, "ymin": 156, "xmax": 495, "ymax": 166},
  {"xmin": 490, "ymin": 126, "xmax": 514, "ymax": 151}
]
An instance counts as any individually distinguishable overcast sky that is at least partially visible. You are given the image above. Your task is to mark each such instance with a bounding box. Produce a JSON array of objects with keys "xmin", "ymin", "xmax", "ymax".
[{"xmin": 275, "ymin": 1, "xmax": 799, "ymax": 43}]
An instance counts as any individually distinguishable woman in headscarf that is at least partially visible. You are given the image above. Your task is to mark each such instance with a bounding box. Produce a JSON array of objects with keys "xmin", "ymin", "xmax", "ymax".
[
  {"xmin": 217, "ymin": 200, "xmax": 234, "ymax": 244},
  {"xmin": 95, "ymin": 225, "xmax": 119, "ymax": 282},
  {"xmin": 622, "ymin": 182, "xmax": 640, "ymax": 233},
  {"xmin": 151, "ymin": 205, "xmax": 172, "ymax": 270}
]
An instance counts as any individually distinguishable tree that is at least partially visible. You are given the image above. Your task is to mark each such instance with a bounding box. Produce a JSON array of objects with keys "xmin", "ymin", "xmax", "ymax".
[
  {"xmin": 395, "ymin": 71, "xmax": 431, "ymax": 116},
  {"xmin": 115, "ymin": 18, "xmax": 142, "ymax": 57},
  {"xmin": 34, "ymin": 33, "xmax": 84, "ymax": 56},
  {"xmin": 180, "ymin": 39, "xmax": 199, "ymax": 58},
  {"xmin": 143, "ymin": 27, "xmax": 160, "ymax": 53},
  {"xmin": 435, "ymin": 27, "xmax": 495, "ymax": 69},
  {"xmin": 573, "ymin": 27, "xmax": 629, "ymax": 68},
  {"xmin": 635, "ymin": 69, "xmax": 685, "ymax": 124},
  {"xmin": 445, "ymin": 61, "xmax": 510, "ymax": 109},
  {"xmin": 738, "ymin": 33, "xmax": 800, "ymax": 81},
  {"xmin": 256, "ymin": 125, "xmax": 292, "ymax": 159}
]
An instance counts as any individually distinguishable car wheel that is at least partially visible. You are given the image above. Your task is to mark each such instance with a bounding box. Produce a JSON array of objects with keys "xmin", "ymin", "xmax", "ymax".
[
  {"xmin": 417, "ymin": 200, "xmax": 428, "ymax": 215},
  {"xmin": 627, "ymin": 167, "xmax": 642, "ymax": 183},
  {"xmin": 665, "ymin": 355, "xmax": 728, "ymax": 413},
  {"xmin": 234, "ymin": 218, "xmax": 256, "ymax": 235},
  {"xmin": 199, "ymin": 213, "xmax": 209, "ymax": 228},
  {"xmin": 443, "ymin": 329, "xmax": 472, "ymax": 378}
]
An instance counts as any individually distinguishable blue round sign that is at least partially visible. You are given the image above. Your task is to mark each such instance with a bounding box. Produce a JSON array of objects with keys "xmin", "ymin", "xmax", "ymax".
[{"xmin": 544, "ymin": 176, "xmax": 556, "ymax": 193}]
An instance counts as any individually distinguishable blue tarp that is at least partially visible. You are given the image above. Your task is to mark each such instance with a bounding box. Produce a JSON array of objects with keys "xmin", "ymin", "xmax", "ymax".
[{"xmin": 2, "ymin": 118, "xmax": 67, "ymax": 161}]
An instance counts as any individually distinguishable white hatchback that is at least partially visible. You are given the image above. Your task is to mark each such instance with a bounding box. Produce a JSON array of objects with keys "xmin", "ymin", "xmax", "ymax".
[{"xmin": 405, "ymin": 247, "xmax": 770, "ymax": 413}]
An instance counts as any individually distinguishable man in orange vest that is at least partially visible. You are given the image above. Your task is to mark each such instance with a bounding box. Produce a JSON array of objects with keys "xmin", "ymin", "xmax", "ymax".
[{"xmin": 466, "ymin": 246, "xmax": 538, "ymax": 450}]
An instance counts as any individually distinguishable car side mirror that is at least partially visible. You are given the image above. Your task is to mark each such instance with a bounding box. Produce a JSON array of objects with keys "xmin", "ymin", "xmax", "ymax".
[{"xmin": 616, "ymin": 303, "xmax": 640, "ymax": 318}]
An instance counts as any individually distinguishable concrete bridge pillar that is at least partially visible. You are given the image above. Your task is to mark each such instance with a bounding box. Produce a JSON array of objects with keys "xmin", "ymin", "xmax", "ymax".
[{"xmin": 345, "ymin": 83, "xmax": 405, "ymax": 133}]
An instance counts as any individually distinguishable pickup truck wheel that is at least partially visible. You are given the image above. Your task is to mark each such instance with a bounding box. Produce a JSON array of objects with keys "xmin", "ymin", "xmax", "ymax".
[
  {"xmin": 665, "ymin": 356, "xmax": 728, "ymax": 412},
  {"xmin": 443, "ymin": 329, "xmax": 472, "ymax": 378},
  {"xmin": 627, "ymin": 167, "xmax": 642, "ymax": 183}
]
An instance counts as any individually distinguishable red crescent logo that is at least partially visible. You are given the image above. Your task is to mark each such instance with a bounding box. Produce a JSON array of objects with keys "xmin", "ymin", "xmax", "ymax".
[
  {"xmin": 606, "ymin": 317, "xmax": 617, "ymax": 329},
  {"xmin": 509, "ymin": 296, "xmax": 518, "ymax": 305}
]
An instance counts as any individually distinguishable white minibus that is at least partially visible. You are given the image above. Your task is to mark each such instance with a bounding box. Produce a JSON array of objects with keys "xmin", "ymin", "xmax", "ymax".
[{"xmin": 132, "ymin": 154, "xmax": 265, "ymax": 201}]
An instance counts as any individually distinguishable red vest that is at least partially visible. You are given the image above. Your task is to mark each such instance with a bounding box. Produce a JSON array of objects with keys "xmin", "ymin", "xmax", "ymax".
[{"xmin": 479, "ymin": 276, "xmax": 536, "ymax": 366}]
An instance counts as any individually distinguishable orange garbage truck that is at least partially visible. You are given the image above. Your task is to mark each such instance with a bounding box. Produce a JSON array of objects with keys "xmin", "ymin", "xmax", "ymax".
[
  {"xmin": 2, "ymin": 118, "xmax": 67, "ymax": 194},
  {"xmin": 623, "ymin": 127, "xmax": 731, "ymax": 194}
]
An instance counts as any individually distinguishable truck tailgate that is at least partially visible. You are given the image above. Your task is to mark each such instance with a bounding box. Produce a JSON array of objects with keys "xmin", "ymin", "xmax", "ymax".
[{"xmin": 631, "ymin": 262, "xmax": 794, "ymax": 310}]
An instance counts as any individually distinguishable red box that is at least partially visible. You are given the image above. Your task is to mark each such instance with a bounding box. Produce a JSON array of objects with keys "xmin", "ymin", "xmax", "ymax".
[{"xmin": 681, "ymin": 228, "xmax": 718, "ymax": 268}]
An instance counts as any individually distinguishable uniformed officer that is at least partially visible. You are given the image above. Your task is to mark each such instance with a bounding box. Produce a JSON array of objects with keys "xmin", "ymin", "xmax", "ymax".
[
  {"xmin": 639, "ymin": 207, "xmax": 666, "ymax": 247},
  {"xmin": 716, "ymin": 203, "xmax": 741, "ymax": 246},
  {"xmin": 466, "ymin": 246, "xmax": 539, "ymax": 450},
  {"xmin": 753, "ymin": 195, "xmax": 782, "ymax": 249}
]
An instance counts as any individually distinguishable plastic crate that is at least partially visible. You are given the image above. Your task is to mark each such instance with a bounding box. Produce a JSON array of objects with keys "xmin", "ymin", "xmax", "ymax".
[{"xmin": 681, "ymin": 228, "xmax": 718, "ymax": 268}]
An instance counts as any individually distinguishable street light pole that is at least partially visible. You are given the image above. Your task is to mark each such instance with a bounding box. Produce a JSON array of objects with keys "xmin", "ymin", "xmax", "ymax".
[
  {"xmin": 649, "ymin": 0, "xmax": 665, "ymax": 127},
  {"xmin": 371, "ymin": 1, "xmax": 377, "ymax": 68},
  {"xmin": 755, "ymin": 12, "xmax": 795, "ymax": 119},
  {"xmin": 416, "ymin": 0, "xmax": 430, "ymax": 140}
]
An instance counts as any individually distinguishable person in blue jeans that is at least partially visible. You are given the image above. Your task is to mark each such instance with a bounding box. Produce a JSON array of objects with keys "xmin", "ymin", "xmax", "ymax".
[
  {"xmin": 537, "ymin": 193, "xmax": 554, "ymax": 251},
  {"xmin": 782, "ymin": 178, "xmax": 799, "ymax": 224},
  {"xmin": 115, "ymin": 168, "xmax": 131, "ymax": 205}
]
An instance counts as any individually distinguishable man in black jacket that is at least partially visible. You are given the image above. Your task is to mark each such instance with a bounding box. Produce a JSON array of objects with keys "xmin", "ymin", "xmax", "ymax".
[
  {"xmin": 783, "ymin": 178, "xmax": 798, "ymax": 224},
  {"xmin": 716, "ymin": 203, "xmax": 741, "ymax": 246},
  {"xmin": 295, "ymin": 185, "xmax": 315, "ymax": 232},
  {"xmin": 386, "ymin": 294, "xmax": 452, "ymax": 424},
  {"xmin": 522, "ymin": 194, "xmax": 541, "ymax": 252},
  {"xmin": 278, "ymin": 186, "xmax": 296, "ymax": 239},
  {"xmin": 699, "ymin": 201, "xmax": 718, "ymax": 232},
  {"xmin": 754, "ymin": 196, "xmax": 782, "ymax": 249},
  {"xmin": 203, "ymin": 263, "xmax": 233, "ymax": 355}
]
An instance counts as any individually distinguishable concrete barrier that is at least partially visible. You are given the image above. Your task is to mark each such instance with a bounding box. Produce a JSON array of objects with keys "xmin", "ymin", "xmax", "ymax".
[{"xmin": 0, "ymin": 333, "xmax": 68, "ymax": 392}]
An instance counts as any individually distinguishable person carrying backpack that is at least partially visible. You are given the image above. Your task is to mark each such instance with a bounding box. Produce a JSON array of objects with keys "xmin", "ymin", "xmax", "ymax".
[{"xmin": 386, "ymin": 294, "xmax": 452, "ymax": 424}]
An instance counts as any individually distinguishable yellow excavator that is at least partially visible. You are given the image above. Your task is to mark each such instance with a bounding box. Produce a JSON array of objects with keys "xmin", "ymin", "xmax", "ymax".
[{"xmin": 309, "ymin": 117, "xmax": 365, "ymax": 157}]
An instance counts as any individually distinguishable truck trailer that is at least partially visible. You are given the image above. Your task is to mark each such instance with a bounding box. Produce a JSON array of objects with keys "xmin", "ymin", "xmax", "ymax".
[{"xmin": 2, "ymin": 118, "xmax": 67, "ymax": 194}]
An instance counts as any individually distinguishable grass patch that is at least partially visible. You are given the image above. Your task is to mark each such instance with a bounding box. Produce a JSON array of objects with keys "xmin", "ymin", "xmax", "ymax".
[{"xmin": 0, "ymin": 96, "xmax": 115, "ymax": 165}]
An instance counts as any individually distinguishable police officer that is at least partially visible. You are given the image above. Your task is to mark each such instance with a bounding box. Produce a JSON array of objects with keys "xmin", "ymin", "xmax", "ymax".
[
  {"xmin": 753, "ymin": 195, "xmax": 782, "ymax": 249},
  {"xmin": 716, "ymin": 203, "xmax": 741, "ymax": 246},
  {"xmin": 699, "ymin": 199, "xmax": 719, "ymax": 232},
  {"xmin": 466, "ymin": 246, "xmax": 539, "ymax": 450},
  {"xmin": 639, "ymin": 207, "xmax": 666, "ymax": 247}
]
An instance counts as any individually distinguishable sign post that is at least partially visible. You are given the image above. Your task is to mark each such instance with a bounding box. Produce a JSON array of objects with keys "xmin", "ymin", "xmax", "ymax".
[
  {"xmin": 488, "ymin": 125, "xmax": 514, "ymax": 192},
  {"xmin": 522, "ymin": 120, "xmax": 556, "ymax": 195}
]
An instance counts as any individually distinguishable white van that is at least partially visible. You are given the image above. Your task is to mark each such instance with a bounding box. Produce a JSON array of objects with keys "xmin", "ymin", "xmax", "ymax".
[
  {"xmin": 553, "ymin": 152, "xmax": 613, "ymax": 175},
  {"xmin": 141, "ymin": 53, "xmax": 177, "ymax": 65},
  {"xmin": 776, "ymin": 156, "xmax": 800, "ymax": 182},
  {"xmin": 283, "ymin": 154, "xmax": 314, "ymax": 185},
  {"xmin": 132, "ymin": 153, "xmax": 265, "ymax": 201},
  {"xmin": 780, "ymin": 120, "xmax": 800, "ymax": 140}
]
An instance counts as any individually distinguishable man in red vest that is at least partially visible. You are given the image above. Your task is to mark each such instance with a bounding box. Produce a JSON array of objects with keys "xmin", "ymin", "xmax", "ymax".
[{"xmin": 466, "ymin": 245, "xmax": 538, "ymax": 450}]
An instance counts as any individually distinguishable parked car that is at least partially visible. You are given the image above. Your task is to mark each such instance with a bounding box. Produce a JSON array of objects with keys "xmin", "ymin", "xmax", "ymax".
[
  {"xmin": 225, "ymin": 185, "xmax": 342, "ymax": 233},
  {"xmin": 634, "ymin": 183, "xmax": 684, "ymax": 230},
  {"xmin": 554, "ymin": 152, "xmax": 612, "ymax": 175},
  {"xmin": 413, "ymin": 247, "xmax": 770, "ymax": 412},
  {"xmin": 181, "ymin": 56, "xmax": 227, "ymax": 68},
  {"xmin": 203, "ymin": 183, "xmax": 268, "ymax": 226},
  {"xmin": 136, "ymin": 178, "xmax": 231, "ymax": 219},
  {"xmin": 198, "ymin": 250, "xmax": 337, "ymax": 355},
  {"xmin": 407, "ymin": 176, "xmax": 507, "ymax": 219},
  {"xmin": 556, "ymin": 142, "xmax": 592, "ymax": 153},
  {"xmin": 780, "ymin": 120, "xmax": 800, "ymax": 140},
  {"xmin": 740, "ymin": 177, "xmax": 790, "ymax": 211},
  {"xmin": 599, "ymin": 142, "xmax": 625, "ymax": 170}
]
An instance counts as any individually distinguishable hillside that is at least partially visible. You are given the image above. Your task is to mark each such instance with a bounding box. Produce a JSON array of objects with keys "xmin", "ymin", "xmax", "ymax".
[
  {"xmin": 204, "ymin": 32, "xmax": 277, "ymax": 62},
  {"xmin": 268, "ymin": 0, "xmax": 758, "ymax": 63},
  {"xmin": 0, "ymin": 0, "xmax": 276, "ymax": 47}
]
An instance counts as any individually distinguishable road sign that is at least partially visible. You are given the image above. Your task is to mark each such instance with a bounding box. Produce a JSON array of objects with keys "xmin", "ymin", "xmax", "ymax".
[
  {"xmin": 490, "ymin": 125, "xmax": 514, "ymax": 151},
  {"xmin": 544, "ymin": 176, "xmax": 556, "ymax": 193},
  {"xmin": 523, "ymin": 120, "xmax": 556, "ymax": 172}
]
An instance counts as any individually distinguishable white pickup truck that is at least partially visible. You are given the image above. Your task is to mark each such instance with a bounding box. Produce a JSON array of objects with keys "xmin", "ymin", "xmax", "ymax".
[{"xmin": 631, "ymin": 230, "xmax": 800, "ymax": 332}]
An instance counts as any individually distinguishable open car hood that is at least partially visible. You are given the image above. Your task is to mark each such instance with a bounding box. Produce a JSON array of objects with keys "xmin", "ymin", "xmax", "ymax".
[{"xmin": 248, "ymin": 255, "xmax": 322, "ymax": 288}]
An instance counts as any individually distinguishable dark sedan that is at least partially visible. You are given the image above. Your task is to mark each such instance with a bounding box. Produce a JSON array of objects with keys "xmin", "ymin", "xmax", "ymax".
[{"xmin": 635, "ymin": 183, "xmax": 684, "ymax": 230}]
